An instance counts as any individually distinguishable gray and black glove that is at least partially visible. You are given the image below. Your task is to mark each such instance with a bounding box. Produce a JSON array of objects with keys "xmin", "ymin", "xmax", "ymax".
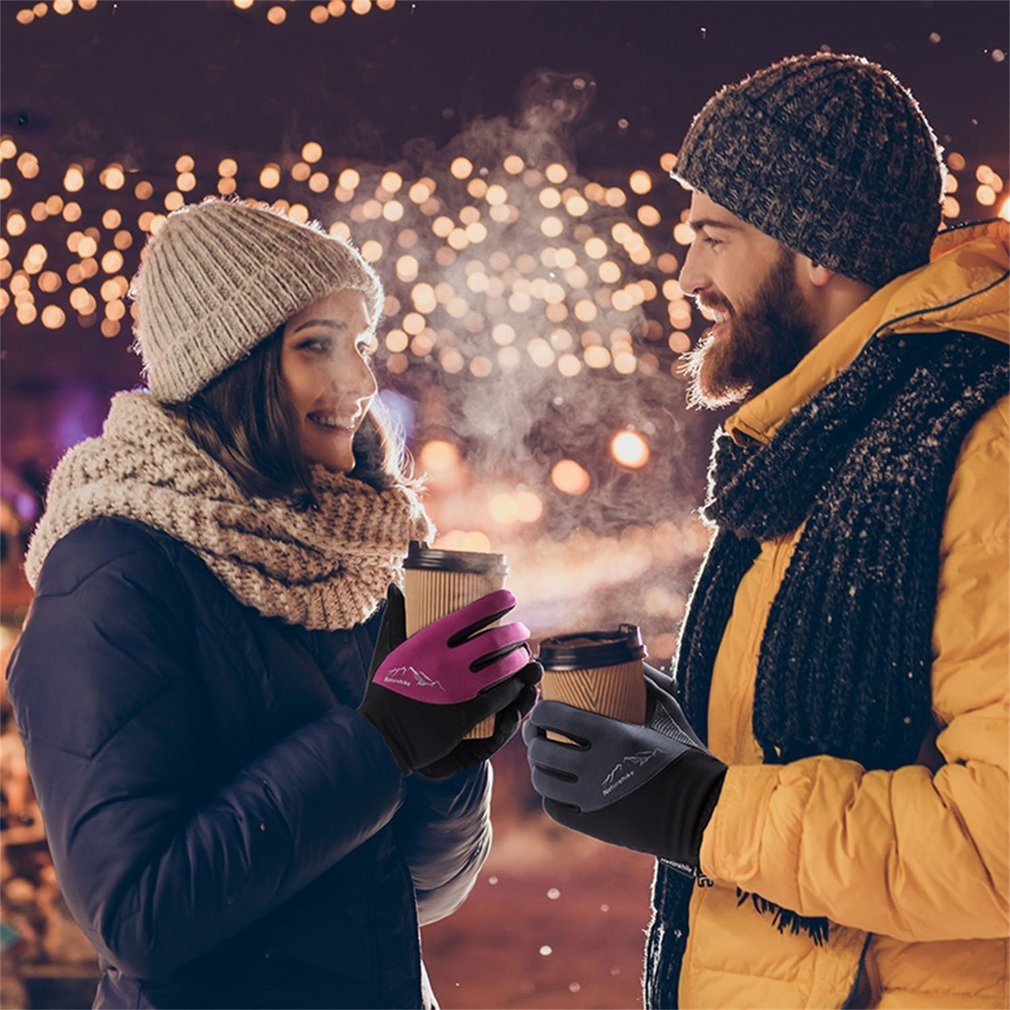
[{"xmin": 523, "ymin": 665, "xmax": 726, "ymax": 876}]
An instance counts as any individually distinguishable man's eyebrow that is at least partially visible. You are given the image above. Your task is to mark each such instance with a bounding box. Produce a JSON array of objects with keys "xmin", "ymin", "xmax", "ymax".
[
  {"xmin": 687, "ymin": 217, "xmax": 740, "ymax": 232},
  {"xmin": 291, "ymin": 319, "xmax": 348, "ymax": 334}
]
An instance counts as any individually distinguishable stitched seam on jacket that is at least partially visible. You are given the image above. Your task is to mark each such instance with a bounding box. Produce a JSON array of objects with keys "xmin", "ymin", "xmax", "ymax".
[
  {"xmin": 870, "ymin": 271, "xmax": 1010, "ymax": 340},
  {"xmin": 34, "ymin": 546, "xmax": 163, "ymax": 598},
  {"xmin": 933, "ymin": 764, "xmax": 1005, "ymax": 905},
  {"xmin": 883, "ymin": 775, "xmax": 917, "ymax": 939},
  {"xmin": 794, "ymin": 759, "xmax": 822, "ymax": 918},
  {"xmin": 20, "ymin": 683, "xmax": 174, "ymax": 760}
]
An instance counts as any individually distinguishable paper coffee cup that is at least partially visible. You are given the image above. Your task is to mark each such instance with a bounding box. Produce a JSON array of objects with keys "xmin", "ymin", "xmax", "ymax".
[
  {"xmin": 538, "ymin": 625, "xmax": 647, "ymax": 743},
  {"xmin": 403, "ymin": 542, "xmax": 510, "ymax": 739}
]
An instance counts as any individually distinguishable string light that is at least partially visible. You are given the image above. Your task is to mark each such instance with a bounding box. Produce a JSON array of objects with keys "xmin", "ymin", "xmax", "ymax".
[{"xmin": 0, "ymin": 126, "xmax": 994, "ymax": 417}]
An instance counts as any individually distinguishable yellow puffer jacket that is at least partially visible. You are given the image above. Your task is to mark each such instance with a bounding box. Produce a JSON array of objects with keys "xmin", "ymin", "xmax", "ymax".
[{"xmin": 684, "ymin": 220, "xmax": 1010, "ymax": 1010}]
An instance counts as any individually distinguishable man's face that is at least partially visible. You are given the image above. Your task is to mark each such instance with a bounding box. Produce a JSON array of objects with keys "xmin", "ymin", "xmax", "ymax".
[{"xmin": 677, "ymin": 191, "xmax": 818, "ymax": 409}]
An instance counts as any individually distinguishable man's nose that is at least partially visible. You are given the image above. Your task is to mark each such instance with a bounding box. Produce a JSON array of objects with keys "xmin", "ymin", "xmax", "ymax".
[{"xmin": 678, "ymin": 242, "xmax": 706, "ymax": 297}]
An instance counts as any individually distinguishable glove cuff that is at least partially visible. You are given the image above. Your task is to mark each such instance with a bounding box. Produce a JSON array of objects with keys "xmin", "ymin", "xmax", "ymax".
[
  {"xmin": 357, "ymin": 706, "xmax": 414, "ymax": 776},
  {"xmin": 690, "ymin": 765, "xmax": 727, "ymax": 866}
]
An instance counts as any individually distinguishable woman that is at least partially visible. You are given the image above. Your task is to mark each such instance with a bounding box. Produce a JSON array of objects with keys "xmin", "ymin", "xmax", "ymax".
[{"xmin": 6, "ymin": 199, "xmax": 539, "ymax": 1009}]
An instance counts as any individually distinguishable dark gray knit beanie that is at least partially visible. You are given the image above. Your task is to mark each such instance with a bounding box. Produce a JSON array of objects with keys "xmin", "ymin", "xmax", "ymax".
[{"xmin": 672, "ymin": 53, "xmax": 946, "ymax": 288}]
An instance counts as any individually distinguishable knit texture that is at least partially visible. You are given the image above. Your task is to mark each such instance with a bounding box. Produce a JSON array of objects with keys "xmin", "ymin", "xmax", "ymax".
[
  {"xmin": 672, "ymin": 54, "xmax": 945, "ymax": 288},
  {"xmin": 25, "ymin": 392, "xmax": 433, "ymax": 631},
  {"xmin": 132, "ymin": 199, "xmax": 384, "ymax": 403},
  {"xmin": 645, "ymin": 331, "xmax": 1009, "ymax": 1008}
]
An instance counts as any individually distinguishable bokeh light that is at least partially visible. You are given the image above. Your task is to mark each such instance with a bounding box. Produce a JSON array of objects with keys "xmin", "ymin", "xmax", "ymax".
[{"xmin": 610, "ymin": 430, "xmax": 649, "ymax": 469}]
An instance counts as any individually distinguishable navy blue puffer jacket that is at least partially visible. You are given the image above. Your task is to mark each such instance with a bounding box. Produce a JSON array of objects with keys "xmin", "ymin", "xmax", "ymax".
[{"xmin": 6, "ymin": 516, "xmax": 492, "ymax": 1009}]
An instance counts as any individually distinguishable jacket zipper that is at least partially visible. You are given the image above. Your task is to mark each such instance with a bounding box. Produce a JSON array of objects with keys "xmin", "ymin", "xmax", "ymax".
[
  {"xmin": 864, "ymin": 947, "xmax": 882, "ymax": 1006},
  {"xmin": 843, "ymin": 936, "xmax": 881, "ymax": 1009}
]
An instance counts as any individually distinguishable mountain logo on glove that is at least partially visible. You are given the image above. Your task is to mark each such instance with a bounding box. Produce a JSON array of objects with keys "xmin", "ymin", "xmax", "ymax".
[
  {"xmin": 602, "ymin": 748, "xmax": 659, "ymax": 795},
  {"xmin": 382, "ymin": 665, "xmax": 446, "ymax": 692}
]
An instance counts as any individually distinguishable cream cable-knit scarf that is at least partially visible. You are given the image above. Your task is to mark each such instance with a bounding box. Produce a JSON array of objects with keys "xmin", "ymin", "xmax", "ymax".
[{"xmin": 25, "ymin": 392, "xmax": 434, "ymax": 631}]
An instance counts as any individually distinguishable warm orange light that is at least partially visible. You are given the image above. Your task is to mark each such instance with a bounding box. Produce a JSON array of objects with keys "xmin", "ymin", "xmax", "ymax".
[
  {"xmin": 64, "ymin": 165, "xmax": 85, "ymax": 192},
  {"xmin": 538, "ymin": 187, "xmax": 561, "ymax": 209},
  {"xmin": 259, "ymin": 164, "xmax": 281, "ymax": 188},
  {"xmin": 545, "ymin": 163, "xmax": 568, "ymax": 184},
  {"xmin": 101, "ymin": 165, "xmax": 125, "ymax": 190},
  {"xmin": 673, "ymin": 221, "xmax": 696, "ymax": 245},
  {"xmin": 637, "ymin": 205, "xmax": 661, "ymax": 227},
  {"xmin": 551, "ymin": 459, "xmax": 590, "ymax": 495},
  {"xmin": 976, "ymin": 184, "xmax": 996, "ymax": 207},
  {"xmin": 42, "ymin": 306, "xmax": 66, "ymax": 329},
  {"xmin": 629, "ymin": 170, "xmax": 652, "ymax": 194},
  {"xmin": 450, "ymin": 157, "xmax": 473, "ymax": 180},
  {"xmin": 338, "ymin": 167, "xmax": 361, "ymax": 190},
  {"xmin": 101, "ymin": 251, "xmax": 124, "ymax": 274},
  {"xmin": 358, "ymin": 240, "xmax": 381, "ymax": 262},
  {"xmin": 611, "ymin": 431, "xmax": 649, "ymax": 469},
  {"xmin": 489, "ymin": 493, "xmax": 518, "ymax": 525}
]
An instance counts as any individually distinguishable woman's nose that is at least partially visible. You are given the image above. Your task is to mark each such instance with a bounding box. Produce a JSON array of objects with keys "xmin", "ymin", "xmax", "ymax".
[{"xmin": 331, "ymin": 349, "xmax": 377, "ymax": 401}]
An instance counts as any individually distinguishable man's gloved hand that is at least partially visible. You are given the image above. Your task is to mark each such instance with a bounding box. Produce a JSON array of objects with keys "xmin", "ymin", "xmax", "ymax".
[
  {"xmin": 360, "ymin": 585, "xmax": 532, "ymax": 775},
  {"xmin": 523, "ymin": 665, "xmax": 726, "ymax": 876},
  {"xmin": 417, "ymin": 660, "xmax": 543, "ymax": 779}
]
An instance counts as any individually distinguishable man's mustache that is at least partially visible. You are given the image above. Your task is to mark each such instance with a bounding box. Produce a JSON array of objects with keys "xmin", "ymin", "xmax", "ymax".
[{"xmin": 694, "ymin": 293, "xmax": 733, "ymax": 319}]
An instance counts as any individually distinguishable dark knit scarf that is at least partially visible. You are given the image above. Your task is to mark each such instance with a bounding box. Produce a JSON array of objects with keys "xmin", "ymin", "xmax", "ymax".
[{"xmin": 645, "ymin": 330, "xmax": 1008, "ymax": 1009}]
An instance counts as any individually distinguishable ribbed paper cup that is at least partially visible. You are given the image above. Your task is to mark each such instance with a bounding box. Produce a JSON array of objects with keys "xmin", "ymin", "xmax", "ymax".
[
  {"xmin": 403, "ymin": 543, "xmax": 510, "ymax": 740},
  {"xmin": 538, "ymin": 625, "xmax": 647, "ymax": 743}
]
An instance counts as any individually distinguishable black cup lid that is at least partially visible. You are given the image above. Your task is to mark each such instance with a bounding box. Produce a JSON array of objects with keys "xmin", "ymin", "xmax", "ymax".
[
  {"xmin": 538, "ymin": 623, "xmax": 646, "ymax": 670},
  {"xmin": 404, "ymin": 541, "xmax": 509, "ymax": 577}
]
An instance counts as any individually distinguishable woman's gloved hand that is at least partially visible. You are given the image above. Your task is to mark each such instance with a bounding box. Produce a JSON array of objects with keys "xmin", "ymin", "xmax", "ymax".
[
  {"xmin": 417, "ymin": 659, "xmax": 542, "ymax": 779},
  {"xmin": 523, "ymin": 665, "xmax": 726, "ymax": 877},
  {"xmin": 360, "ymin": 585, "xmax": 532, "ymax": 775}
]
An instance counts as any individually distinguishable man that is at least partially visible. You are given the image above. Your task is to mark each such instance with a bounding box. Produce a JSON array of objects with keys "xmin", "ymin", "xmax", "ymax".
[{"xmin": 525, "ymin": 54, "xmax": 1008, "ymax": 1008}]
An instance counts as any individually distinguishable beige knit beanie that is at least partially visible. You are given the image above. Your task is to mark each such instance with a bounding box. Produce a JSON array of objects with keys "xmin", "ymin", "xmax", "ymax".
[{"xmin": 131, "ymin": 198, "xmax": 384, "ymax": 403}]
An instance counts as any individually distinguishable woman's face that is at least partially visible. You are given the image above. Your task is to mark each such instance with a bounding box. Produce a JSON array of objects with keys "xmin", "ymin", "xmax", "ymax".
[{"xmin": 281, "ymin": 289, "xmax": 378, "ymax": 473}]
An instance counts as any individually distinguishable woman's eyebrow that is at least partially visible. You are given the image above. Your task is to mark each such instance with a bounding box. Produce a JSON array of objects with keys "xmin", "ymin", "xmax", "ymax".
[{"xmin": 292, "ymin": 319, "xmax": 348, "ymax": 334}]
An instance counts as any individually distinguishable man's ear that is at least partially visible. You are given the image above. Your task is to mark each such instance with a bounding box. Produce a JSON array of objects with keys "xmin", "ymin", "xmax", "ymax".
[{"xmin": 802, "ymin": 257, "xmax": 835, "ymax": 288}]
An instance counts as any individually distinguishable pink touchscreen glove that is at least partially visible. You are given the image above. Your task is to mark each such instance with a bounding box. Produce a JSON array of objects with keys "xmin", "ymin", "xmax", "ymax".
[{"xmin": 359, "ymin": 587, "xmax": 532, "ymax": 773}]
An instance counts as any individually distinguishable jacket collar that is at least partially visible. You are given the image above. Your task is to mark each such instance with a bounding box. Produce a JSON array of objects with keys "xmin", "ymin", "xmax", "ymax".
[{"xmin": 725, "ymin": 218, "xmax": 1009, "ymax": 446}]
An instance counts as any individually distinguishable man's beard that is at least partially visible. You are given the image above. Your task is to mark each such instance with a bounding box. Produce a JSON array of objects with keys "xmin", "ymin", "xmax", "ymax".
[{"xmin": 680, "ymin": 250, "xmax": 818, "ymax": 410}]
